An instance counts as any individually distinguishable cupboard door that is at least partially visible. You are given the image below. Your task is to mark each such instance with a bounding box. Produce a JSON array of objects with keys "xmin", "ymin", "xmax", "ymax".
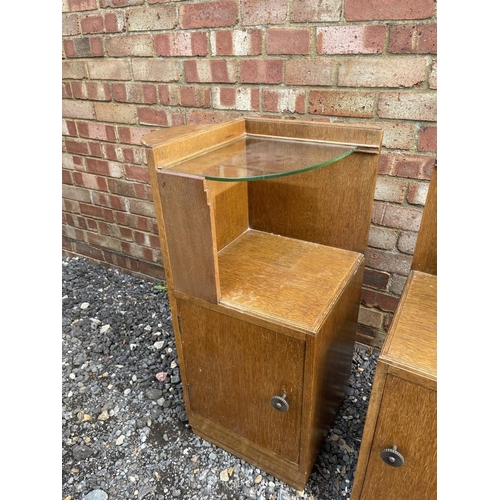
[
  {"xmin": 178, "ymin": 300, "xmax": 305, "ymax": 463},
  {"xmin": 360, "ymin": 375, "xmax": 437, "ymax": 500}
]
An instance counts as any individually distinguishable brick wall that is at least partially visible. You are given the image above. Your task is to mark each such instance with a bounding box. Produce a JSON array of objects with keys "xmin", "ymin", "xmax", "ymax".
[{"xmin": 62, "ymin": 0, "xmax": 437, "ymax": 350}]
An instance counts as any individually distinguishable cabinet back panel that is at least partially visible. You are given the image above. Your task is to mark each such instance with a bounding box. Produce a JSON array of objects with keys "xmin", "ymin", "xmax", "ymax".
[{"xmin": 248, "ymin": 153, "xmax": 378, "ymax": 253}]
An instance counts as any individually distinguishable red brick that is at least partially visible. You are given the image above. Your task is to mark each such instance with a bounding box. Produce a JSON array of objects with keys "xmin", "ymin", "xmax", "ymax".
[
  {"xmin": 104, "ymin": 12, "xmax": 123, "ymax": 32},
  {"xmin": 378, "ymin": 92, "xmax": 437, "ymax": 121},
  {"xmin": 429, "ymin": 62, "xmax": 437, "ymax": 89},
  {"xmin": 81, "ymin": 14, "xmax": 105, "ymax": 34},
  {"xmin": 389, "ymin": 23, "xmax": 437, "ymax": 54},
  {"xmin": 377, "ymin": 121, "xmax": 414, "ymax": 150},
  {"xmin": 211, "ymin": 29, "xmax": 262, "ymax": 56},
  {"xmin": 63, "ymin": 119, "xmax": 78, "ymax": 136},
  {"xmin": 63, "ymin": 60, "xmax": 87, "ymax": 79},
  {"xmin": 89, "ymin": 142, "xmax": 103, "ymax": 157},
  {"xmin": 383, "ymin": 153, "xmax": 435, "ymax": 180},
  {"xmin": 345, "ymin": 0, "xmax": 435, "ymax": 21},
  {"xmin": 418, "ymin": 126, "xmax": 437, "ymax": 152},
  {"xmin": 117, "ymin": 126, "xmax": 154, "ymax": 145},
  {"xmin": 99, "ymin": 0, "xmax": 144, "ymax": 8},
  {"xmin": 108, "ymin": 178, "xmax": 135, "ymax": 198},
  {"xmin": 361, "ymin": 289, "xmax": 399, "ymax": 313},
  {"xmin": 71, "ymin": 81, "xmax": 112, "ymax": 101},
  {"xmin": 86, "ymin": 158, "xmax": 112, "ymax": 176},
  {"xmin": 63, "ymin": 14, "xmax": 80, "ymax": 36},
  {"xmin": 213, "ymin": 87, "xmax": 260, "ymax": 111},
  {"xmin": 317, "ymin": 25, "xmax": 386, "ymax": 55},
  {"xmin": 397, "ymin": 231, "xmax": 417, "ymax": 254},
  {"xmin": 263, "ymin": 88, "xmax": 306, "ymax": 114},
  {"xmin": 120, "ymin": 241, "xmax": 153, "ymax": 262},
  {"xmin": 90, "ymin": 37, "xmax": 104, "ymax": 56},
  {"xmin": 338, "ymin": 57, "xmax": 427, "ymax": 88},
  {"xmin": 365, "ymin": 247, "xmax": 412, "ymax": 275},
  {"xmin": 128, "ymin": 199, "xmax": 156, "ymax": 218},
  {"xmin": 123, "ymin": 147, "xmax": 144, "ymax": 164},
  {"xmin": 363, "ymin": 268, "xmax": 390, "ymax": 291},
  {"xmin": 63, "ymin": 185, "xmax": 92, "ymax": 203},
  {"xmin": 128, "ymin": 5, "xmax": 177, "ymax": 31},
  {"xmin": 92, "ymin": 191, "xmax": 127, "ymax": 211},
  {"xmin": 286, "ymin": 59, "xmax": 333, "ymax": 86},
  {"xmin": 407, "ymin": 180, "xmax": 429, "ymax": 205},
  {"xmin": 88, "ymin": 60, "xmax": 130, "ymax": 80},
  {"xmin": 77, "ymin": 121, "xmax": 116, "ymax": 142},
  {"xmin": 115, "ymin": 212, "xmax": 152, "ymax": 232},
  {"xmin": 64, "ymin": 37, "xmax": 103, "ymax": 58},
  {"xmin": 382, "ymin": 205, "xmax": 422, "ymax": 231},
  {"xmin": 66, "ymin": 0, "xmax": 97, "ymax": 11},
  {"xmin": 186, "ymin": 110, "xmax": 240, "ymax": 125},
  {"xmin": 358, "ymin": 307, "xmax": 384, "ymax": 329},
  {"xmin": 138, "ymin": 107, "xmax": 169, "ymax": 126},
  {"xmin": 73, "ymin": 171, "xmax": 108, "ymax": 191},
  {"xmin": 95, "ymin": 102, "xmax": 137, "ymax": 124},
  {"xmin": 374, "ymin": 176, "xmax": 407, "ymax": 203},
  {"xmin": 132, "ymin": 59, "xmax": 179, "ymax": 82},
  {"xmin": 154, "ymin": 32, "xmax": 208, "ymax": 57},
  {"xmin": 180, "ymin": 0, "xmax": 237, "ymax": 29},
  {"xmin": 106, "ymin": 34, "xmax": 154, "ymax": 57},
  {"xmin": 266, "ymin": 28, "xmax": 310, "ymax": 55},
  {"xmin": 241, "ymin": 0, "xmax": 287, "ymax": 26},
  {"xmin": 125, "ymin": 164, "xmax": 150, "ymax": 183},
  {"xmin": 185, "ymin": 60, "xmax": 238, "ymax": 83},
  {"xmin": 65, "ymin": 138, "xmax": 90, "ymax": 155},
  {"xmin": 62, "ymin": 169, "xmax": 73, "ymax": 185},
  {"xmin": 113, "ymin": 83, "xmax": 157, "ymax": 104},
  {"xmin": 62, "ymin": 99, "xmax": 94, "ymax": 120},
  {"xmin": 241, "ymin": 60, "xmax": 283, "ymax": 84},
  {"xmin": 309, "ymin": 90, "xmax": 376, "ymax": 118},
  {"xmin": 63, "ymin": 82, "xmax": 73, "ymax": 99},
  {"xmin": 290, "ymin": 0, "xmax": 341, "ymax": 22},
  {"xmin": 178, "ymin": 86, "xmax": 211, "ymax": 108},
  {"xmin": 368, "ymin": 226, "xmax": 398, "ymax": 250}
]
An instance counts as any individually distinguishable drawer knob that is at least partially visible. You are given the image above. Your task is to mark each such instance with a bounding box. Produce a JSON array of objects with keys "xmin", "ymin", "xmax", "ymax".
[
  {"xmin": 380, "ymin": 445, "xmax": 404, "ymax": 467},
  {"xmin": 270, "ymin": 394, "xmax": 289, "ymax": 413}
]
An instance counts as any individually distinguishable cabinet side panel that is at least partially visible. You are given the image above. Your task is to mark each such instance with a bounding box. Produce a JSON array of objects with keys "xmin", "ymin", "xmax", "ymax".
[
  {"xmin": 157, "ymin": 171, "xmax": 220, "ymax": 303},
  {"xmin": 301, "ymin": 258, "xmax": 365, "ymax": 473},
  {"xmin": 411, "ymin": 166, "xmax": 437, "ymax": 275},
  {"xmin": 248, "ymin": 153, "xmax": 378, "ymax": 253},
  {"xmin": 210, "ymin": 181, "xmax": 249, "ymax": 251},
  {"xmin": 360, "ymin": 375, "xmax": 437, "ymax": 500}
]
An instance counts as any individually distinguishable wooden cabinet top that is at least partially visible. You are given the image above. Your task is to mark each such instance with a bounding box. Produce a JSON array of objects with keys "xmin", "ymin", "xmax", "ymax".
[
  {"xmin": 380, "ymin": 271, "xmax": 437, "ymax": 385},
  {"xmin": 218, "ymin": 229, "xmax": 363, "ymax": 333}
]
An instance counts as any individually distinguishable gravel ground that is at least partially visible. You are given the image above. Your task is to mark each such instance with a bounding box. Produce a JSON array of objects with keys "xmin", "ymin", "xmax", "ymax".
[{"xmin": 62, "ymin": 256, "xmax": 379, "ymax": 500}]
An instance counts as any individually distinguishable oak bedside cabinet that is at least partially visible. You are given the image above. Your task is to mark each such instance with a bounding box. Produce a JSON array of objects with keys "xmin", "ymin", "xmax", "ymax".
[
  {"xmin": 142, "ymin": 117, "xmax": 383, "ymax": 490},
  {"xmin": 351, "ymin": 167, "xmax": 437, "ymax": 499}
]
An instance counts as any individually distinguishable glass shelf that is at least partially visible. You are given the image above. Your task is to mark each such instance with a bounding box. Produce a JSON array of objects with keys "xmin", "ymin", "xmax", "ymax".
[{"xmin": 160, "ymin": 134, "xmax": 356, "ymax": 182}]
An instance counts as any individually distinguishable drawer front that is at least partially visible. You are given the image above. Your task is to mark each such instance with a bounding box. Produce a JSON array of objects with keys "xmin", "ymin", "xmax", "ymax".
[
  {"xmin": 178, "ymin": 300, "xmax": 305, "ymax": 463},
  {"xmin": 361, "ymin": 374, "xmax": 437, "ymax": 499}
]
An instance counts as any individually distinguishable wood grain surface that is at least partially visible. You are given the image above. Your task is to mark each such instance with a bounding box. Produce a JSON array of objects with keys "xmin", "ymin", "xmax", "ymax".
[
  {"xmin": 157, "ymin": 170, "xmax": 220, "ymax": 303},
  {"xmin": 177, "ymin": 299, "xmax": 305, "ymax": 463},
  {"xmin": 412, "ymin": 166, "xmax": 437, "ymax": 275},
  {"xmin": 218, "ymin": 229, "xmax": 363, "ymax": 331}
]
